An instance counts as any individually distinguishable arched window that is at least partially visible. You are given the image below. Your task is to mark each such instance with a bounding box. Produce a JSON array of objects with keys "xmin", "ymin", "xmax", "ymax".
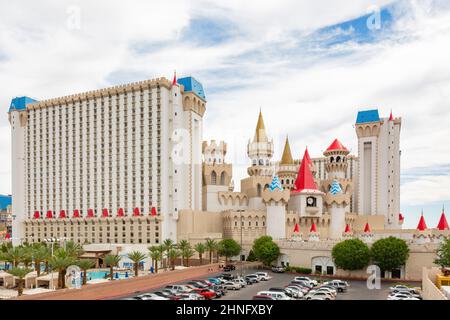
[
  {"xmin": 336, "ymin": 156, "xmax": 341, "ymax": 163},
  {"xmin": 330, "ymin": 157, "xmax": 334, "ymax": 163},
  {"xmin": 264, "ymin": 184, "xmax": 269, "ymax": 190},
  {"xmin": 257, "ymin": 184, "xmax": 262, "ymax": 197},
  {"xmin": 281, "ymin": 179, "xmax": 284, "ymax": 184},
  {"xmin": 259, "ymin": 159, "xmax": 264, "ymax": 165},
  {"xmin": 220, "ymin": 171, "xmax": 226, "ymax": 185},
  {"xmin": 211, "ymin": 171, "xmax": 217, "ymax": 185},
  {"xmin": 266, "ymin": 160, "xmax": 270, "ymax": 166},
  {"xmin": 252, "ymin": 159, "xmax": 257, "ymax": 166}
]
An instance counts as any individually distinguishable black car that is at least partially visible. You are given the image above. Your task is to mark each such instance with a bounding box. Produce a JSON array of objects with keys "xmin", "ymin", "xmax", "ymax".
[{"xmin": 223, "ymin": 264, "xmax": 236, "ymax": 272}]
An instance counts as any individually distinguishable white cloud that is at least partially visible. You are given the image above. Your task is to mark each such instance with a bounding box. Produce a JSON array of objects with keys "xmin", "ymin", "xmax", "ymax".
[{"xmin": 401, "ymin": 174, "xmax": 450, "ymax": 206}]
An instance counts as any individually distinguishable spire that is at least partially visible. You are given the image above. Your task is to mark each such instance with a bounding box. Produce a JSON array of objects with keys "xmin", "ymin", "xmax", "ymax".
[
  {"xmin": 304, "ymin": 146, "xmax": 312, "ymax": 165},
  {"xmin": 293, "ymin": 148, "xmax": 317, "ymax": 192},
  {"xmin": 344, "ymin": 224, "xmax": 351, "ymax": 233},
  {"xmin": 172, "ymin": 70, "xmax": 178, "ymax": 86},
  {"xmin": 364, "ymin": 222, "xmax": 371, "ymax": 233},
  {"xmin": 310, "ymin": 222, "xmax": 317, "ymax": 233},
  {"xmin": 326, "ymin": 138, "xmax": 348, "ymax": 152},
  {"xmin": 437, "ymin": 206, "xmax": 449, "ymax": 230},
  {"xmin": 389, "ymin": 110, "xmax": 394, "ymax": 121},
  {"xmin": 293, "ymin": 223, "xmax": 300, "ymax": 233},
  {"xmin": 280, "ymin": 136, "xmax": 294, "ymax": 165},
  {"xmin": 269, "ymin": 175, "xmax": 283, "ymax": 191},
  {"xmin": 417, "ymin": 211, "xmax": 427, "ymax": 231},
  {"xmin": 253, "ymin": 109, "xmax": 268, "ymax": 143}
]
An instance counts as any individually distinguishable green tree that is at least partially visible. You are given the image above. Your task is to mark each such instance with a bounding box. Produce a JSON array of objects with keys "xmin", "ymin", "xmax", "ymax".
[
  {"xmin": 205, "ymin": 239, "xmax": 217, "ymax": 264},
  {"xmin": 49, "ymin": 248, "xmax": 77, "ymax": 288},
  {"xmin": 218, "ymin": 239, "xmax": 241, "ymax": 264},
  {"xmin": 4, "ymin": 246, "xmax": 24, "ymax": 268},
  {"xmin": 127, "ymin": 251, "xmax": 147, "ymax": 277},
  {"xmin": 21, "ymin": 245, "xmax": 33, "ymax": 269},
  {"xmin": 435, "ymin": 237, "xmax": 450, "ymax": 272},
  {"xmin": 177, "ymin": 240, "xmax": 191, "ymax": 266},
  {"xmin": 246, "ymin": 250, "xmax": 257, "ymax": 262},
  {"xmin": 77, "ymin": 259, "xmax": 96, "ymax": 285},
  {"xmin": 163, "ymin": 239, "xmax": 174, "ymax": 271},
  {"xmin": 32, "ymin": 245, "xmax": 50, "ymax": 277},
  {"xmin": 8, "ymin": 267, "xmax": 33, "ymax": 296},
  {"xmin": 371, "ymin": 237, "xmax": 410, "ymax": 272},
  {"xmin": 252, "ymin": 236, "xmax": 280, "ymax": 266},
  {"xmin": 148, "ymin": 246, "xmax": 162, "ymax": 273},
  {"xmin": 167, "ymin": 249, "xmax": 181, "ymax": 270},
  {"xmin": 182, "ymin": 247, "xmax": 195, "ymax": 267},
  {"xmin": 194, "ymin": 243, "xmax": 206, "ymax": 265},
  {"xmin": 332, "ymin": 239, "xmax": 370, "ymax": 271},
  {"xmin": 104, "ymin": 254, "xmax": 121, "ymax": 280}
]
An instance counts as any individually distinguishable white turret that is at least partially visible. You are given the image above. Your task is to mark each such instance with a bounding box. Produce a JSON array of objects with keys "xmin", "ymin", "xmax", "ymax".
[{"xmin": 262, "ymin": 175, "xmax": 290, "ymax": 240}]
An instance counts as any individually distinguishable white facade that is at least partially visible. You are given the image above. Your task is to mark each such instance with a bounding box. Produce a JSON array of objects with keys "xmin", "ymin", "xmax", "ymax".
[{"xmin": 9, "ymin": 77, "xmax": 206, "ymax": 245}]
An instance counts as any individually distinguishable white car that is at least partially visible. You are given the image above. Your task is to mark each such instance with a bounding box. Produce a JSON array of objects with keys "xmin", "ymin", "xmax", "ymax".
[
  {"xmin": 257, "ymin": 291, "xmax": 293, "ymax": 300},
  {"xmin": 136, "ymin": 293, "xmax": 169, "ymax": 300},
  {"xmin": 309, "ymin": 287, "xmax": 337, "ymax": 297},
  {"xmin": 178, "ymin": 293, "xmax": 205, "ymax": 300},
  {"xmin": 389, "ymin": 285, "xmax": 417, "ymax": 294},
  {"xmin": 388, "ymin": 290, "xmax": 421, "ymax": 299},
  {"xmin": 288, "ymin": 284, "xmax": 310, "ymax": 295},
  {"xmin": 256, "ymin": 272, "xmax": 272, "ymax": 281},
  {"xmin": 223, "ymin": 281, "xmax": 241, "ymax": 290},
  {"xmin": 247, "ymin": 273, "xmax": 263, "ymax": 281},
  {"xmin": 285, "ymin": 286, "xmax": 304, "ymax": 299},
  {"xmin": 323, "ymin": 280, "xmax": 349, "ymax": 292},
  {"xmin": 387, "ymin": 293, "xmax": 420, "ymax": 301},
  {"xmin": 305, "ymin": 291, "xmax": 334, "ymax": 300},
  {"xmin": 232, "ymin": 278, "xmax": 245, "ymax": 288},
  {"xmin": 294, "ymin": 276, "xmax": 318, "ymax": 286}
]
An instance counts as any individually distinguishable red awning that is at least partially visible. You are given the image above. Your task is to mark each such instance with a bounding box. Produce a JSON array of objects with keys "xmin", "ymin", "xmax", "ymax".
[
  {"xmin": 87, "ymin": 209, "xmax": 94, "ymax": 218},
  {"xmin": 73, "ymin": 209, "xmax": 80, "ymax": 218},
  {"xmin": 33, "ymin": 211, "xmax": 40, "ymax": 219},
  {"xmin": 59, "ymin": 210, "xmax": 67, "ymax": 219},
  {"xmin": 133, "ymin": 207, "xmax": 141, "ymax": 216},
  {"xmin": 46, "ymin": 210, "xmax": 53, "ymax": 219},
  {"xmin": 102, "ymin": 208, "xmax": 109, "ymax": 218},
  {"xmin": 117, "ymin": 208, "xmax": 125, "ymax": 217},
  {"xmin": 151, "ymin": 207, "xmax": 157, "ymax": 216}
]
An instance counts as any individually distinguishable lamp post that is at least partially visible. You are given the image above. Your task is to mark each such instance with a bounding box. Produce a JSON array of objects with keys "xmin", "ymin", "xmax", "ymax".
[
  {"xmin": 237, "ymin": 210, "xmax": 244, "ymax": 277},
  {"xmin": 44, "ymin": 237, "xmax": 60, "ymax": 290}
]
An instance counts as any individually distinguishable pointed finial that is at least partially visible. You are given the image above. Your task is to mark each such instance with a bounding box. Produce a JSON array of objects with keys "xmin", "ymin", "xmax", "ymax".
[
  {"xmin": 172, "ymin": 70, "xmax": 178, "ymax": 86},
  {"xmin": 389, "ymin": 109, "xmax": 394, "ymax": 121}
]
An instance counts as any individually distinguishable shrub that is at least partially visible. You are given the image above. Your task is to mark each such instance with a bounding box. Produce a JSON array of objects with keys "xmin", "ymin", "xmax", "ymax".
[{"xmin": 332, "ymin": 239, "xmax": 370, "ymax": 270}]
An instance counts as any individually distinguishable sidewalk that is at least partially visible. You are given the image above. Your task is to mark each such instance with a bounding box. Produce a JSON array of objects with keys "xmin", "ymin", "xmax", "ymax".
[{"xmin": 17, "ymin": 263, "xmax": 220, "ymax": 300}]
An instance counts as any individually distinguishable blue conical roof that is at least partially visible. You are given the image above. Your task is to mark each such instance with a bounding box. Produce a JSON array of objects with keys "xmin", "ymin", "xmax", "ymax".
[
  {"xmin": 329, "ymin": 179, "xmax": 342, "ymax": 195},
  {"xmin": 269, "ymin": 175, "xmax": 283, "ymax": 191}
]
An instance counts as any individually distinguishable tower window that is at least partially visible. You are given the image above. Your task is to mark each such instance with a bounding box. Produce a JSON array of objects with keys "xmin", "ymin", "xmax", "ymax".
[{"xmin": 211, "ymin": 171, "xmax": 217, "ymax": 185}]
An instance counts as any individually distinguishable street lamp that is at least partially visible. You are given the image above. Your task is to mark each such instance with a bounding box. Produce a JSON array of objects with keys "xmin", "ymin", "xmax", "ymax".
[{"xmin": 237, "ymin": 210, "xmax": 244, "ymax": 277}]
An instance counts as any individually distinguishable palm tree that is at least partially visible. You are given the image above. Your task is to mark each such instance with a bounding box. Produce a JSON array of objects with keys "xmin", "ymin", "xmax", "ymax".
[
  {"xmin": 205, "ymin": 239, "xmax": 217, "ymax": 264},
  {"xmin": 49, "ymin": 248, "xmax": 77, "ymax": 288},
  {"xmin": 177, "ymin": 240, "xmax": 190, "ymax": 266},
  {"xmin": 194, "ymin": 243, "xmax": 206, "ymax": 265},
  {"xmin": 65, "ymin": 240, "xmax": 84, "ymax": 258},
  {"xmin": 182, "ymin": 247, "xmax": 195, "ymax": 267},
  {"xmin": 5, "ymin": 246, "xmax": 24, "ymax": 268},
  {"xmin": 127, "ymin": 251, "xmax": 147, "ymax": 277},
  {"xmin": 148, "ymin": 246, "xmax": 162, "ymax": 273},
  {"xmin": 32, "ymin": 245, "xmax": 50, "ymax": 277},
  {"xmin": 77, "ymin": 259, "xmax": 96, "ymax": 285},
  {"xmin": 21, "ymin": 245, "xmax": 34, "ymax": 269},
  {"xmin": 167, "ymin": 249, "xmax": 181, "ymax": 271},
  {"xmin": 163, "ymin": 239, "xmax": 174, "ymax": 271},
  {"xmin": 8, "ymin": 267, "xmax": 33, "ymax": 296},
  {"xmin": 104, "ymin": 254, "xmax": 121, "ymax": 280}
]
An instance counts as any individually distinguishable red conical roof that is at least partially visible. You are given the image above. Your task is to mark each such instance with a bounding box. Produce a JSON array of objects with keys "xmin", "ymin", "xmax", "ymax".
[
  {"xmin": 344, "ymin": 224, "xmax": 351, "ymax": 233},
  {"xmin": 389, "ymin": 111, "xmax": 394, "ymax": 121},
  {"xmin": 102, "ymin": 208, "xmax": 109, "ymax": 218},
  {"xmin": 417, "ymin": 213, "xmax": 427, "ymax": 231},
  {"xmin": 5, "ymin": 233, "xmax": 10, "ymax": 240},
  {"xmin": 310, "ymin": 222, "xmax": 317, "ymax": 233},
  {"xmin": 33, "ymin": 211, "xmax": 40, "ymax": 219},
  {"xmin": 304, "ymin": 147, "xmax": 312, "ymax": 165},
  {"xmin": 293, "ymin": 148, "xmax": 317, "ymax": 192},
  {"xmin": 117, "ymin": 208, "xmax": 125, "ymax": 217},
  {"xmin": 133, "ymin": 207, "xmax": 141, "ymax": 216},
  {"xmin": 172, "ymin": 71, "xmax": 178, "ymax": 86},
  {"xmin": 364, "ymin": 222, "xmax": 371, "ymax": 233},
  {"xmin": 73, "ymin": 209, "xmax": 80, "ymax": 218},
  {"xmin": 293, "ymin": 223, "xmax": 300, "ymax": 233},
  {"xmin": 151, "ymin": 207, "xmax": 157, "ymax": 216},
  {"xmin": 399, "ymin": 213, "xmax": 404, "ymax": 221},
  {"xmin": 87, "ymin": 209, "xmax": 94, "ymax": 218},
  {"xmin": 437, "ymin": 208, "xmax": 449, "ymax": 230},
  {"xmin": 326, "ymin": 139, "xmax": 348, "ymax": 152}
]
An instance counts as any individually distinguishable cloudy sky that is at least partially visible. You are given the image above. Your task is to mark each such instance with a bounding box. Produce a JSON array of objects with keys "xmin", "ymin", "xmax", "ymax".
[{"xmin": 1, "ymin": 0, "xmax": 449, "ymax": 228}]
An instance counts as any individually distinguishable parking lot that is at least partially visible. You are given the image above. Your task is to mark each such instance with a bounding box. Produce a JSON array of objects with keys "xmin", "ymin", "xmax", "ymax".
[{"xmin": 122, "ymin": 267, "xmax": 421, "ymax": 300}]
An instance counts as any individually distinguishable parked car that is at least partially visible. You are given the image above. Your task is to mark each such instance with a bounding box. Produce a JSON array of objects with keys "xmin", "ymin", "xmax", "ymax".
[
  {"xmin": 252, "ymin": 294, "xmax": 277, "ymax": 300},
  {"xmin": 309, "ymin": 287, "xmax": 337, "ymax": 297},
  {"xmin": 223, "ymin": 281, "xmax": 241, "ymax": 290},
  {"xmin": 286, "ymin": 284, "xmax": 309, "ymax": 295},
  {"xmin": 272, "ymin": 266, "xmax": 286, "ymax": 273},
  {"xmin": 253, "ymin": 294, "xmax": 276, "ymax": 300},
  {"xmin": 256, "ymin": 272, "xmax": 272, "ymax": 281},
  {"xmin": 178, "ymin": 293, "xmax": 205, "ymax": 300},
  {"xmin": 186, "ymin": 281, "xmax": 208, "ymax": 288},
  {"xmin": 233, "ymin": 278, "xmax": 247, "ymax": 288},
  {"xmin": 207, "ymin": 277, "xmax": 222, "ymax": 285},
  {"xmin": 285, "ymin": 286, "xmax": 304, "ymax": 299},
  {"xmin": 136, "ymin": 293, "xmax": 169, "ymax": 300},
  {"xmin": 323, "ymin": 280, "xmax": 349, "ymax": 292},
  {"xmin": 268, "ymin": 287, "xmax": 297, "ymax": 298},
  {"xmin": 388, "ymin": 290, "xmax": 422, "ymax": 299},
  {"xmin": 197, "ymin": 279, "xmax": 214, "ymax": 287},
  {"xmin": 165, "ymin": 285, "xmax": 191, "ymax": 294},
  {"xmin": 290, "ymin": 280, "xmax": 314, "ymax": 289},
  {"xmin": 212, "ymin": 285, "xmax": 227, "ymax": 297},
  {"xmin": 305, "ymin": 291, "xmax": 334, "ymax": 300},
  {"xmin": 387, "ymin": 293, "xmax": 420, "ymax": 301},
  {"xmin": 223, "ymin": 264, "xmax": 236, "ymax": 272},
  {"xmin": 257, "ymin": 291, "xmax": 292, "ymax": 300},
  {"xmin": 244, "ymin": 276, "xmax": 258, "ymax": 285},
  {"xmin": 218, "ymin": 273, "xmax": 234, "ymax": 281},
  {"xmin": 389, "ymin": 285, "xmax": 418, "ymax": 294},
  {"xmin": 192, "ymin": 288, "xmax": 217, "ymax": 300},
  {"xmin": 244, "ymin": 274, "xmax": 260, "ymax": 282},
  {"xmin": 294, "ymin": 276, "xmax": 318, "ymax": 286},
  {"xmin": 153, "ymin": 291, "xmax": 179, "ymax": 299}
]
